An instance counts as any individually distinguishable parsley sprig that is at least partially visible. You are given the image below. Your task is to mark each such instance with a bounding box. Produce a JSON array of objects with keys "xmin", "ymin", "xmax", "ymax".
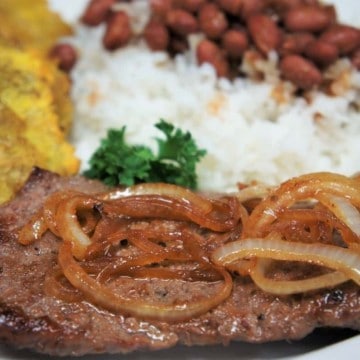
[{"xmin": 83, "ymin": 120, "xmax": 206, "ymax": 189}]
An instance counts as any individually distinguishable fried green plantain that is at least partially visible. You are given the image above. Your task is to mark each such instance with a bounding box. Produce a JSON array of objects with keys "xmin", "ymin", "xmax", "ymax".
[{"xmin": 0, "ymin": 0, "xmax": 72, "ymax": 54}]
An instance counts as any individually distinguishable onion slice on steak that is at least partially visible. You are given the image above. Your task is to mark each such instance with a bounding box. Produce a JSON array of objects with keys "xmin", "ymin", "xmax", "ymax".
[
  {"xmin": 102, "ymin": 194, "xmax": 241, "ymax": 232},
  {"xmin": 18, "ymin": 172, "xmax": 360, "ymax": 317},
  {"xmin": 242, "ymin": 172, "xmax": 360, "ymax": 238},
  {"xmin": 317, "ymin": 193, "xmax": 360, "ymax": 238},
  {"xmin": 250, "ymin": 258, "xmax": 348, "ymax": 295},
  {"xmin": 103, "ymin": 182, "xmax": 214, "ymax": 213},
  {"xmin": 212, "ymin": 237, "xmax": 360, "ymax": 292},
  {"xmin": 19, "ymin": 184, "xmax": 238, "ymax": 321},
  {"xmin": 58, "ymin": 242, "xmax": 232, "ymax": 321}
]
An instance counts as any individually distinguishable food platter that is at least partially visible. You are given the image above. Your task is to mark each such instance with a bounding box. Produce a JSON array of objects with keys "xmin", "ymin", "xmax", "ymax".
[{"xmin": 0, "ymin": 0, "xmax": 359, "ymax": 358}]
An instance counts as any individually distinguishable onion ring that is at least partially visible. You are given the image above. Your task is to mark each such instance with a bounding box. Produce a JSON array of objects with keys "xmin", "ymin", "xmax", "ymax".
[
  {"xmin": 212, "ymin": 237, "xmax": 360, "ymax": 285},
  {"xmin": 55, "ymin": 194, "xmax": 101, "ymax": 260},
  {"xmin": 316, "ymin": 193, "xmax": 360, "ymax": 238},
  {"xmin": 18, "ymin": 171, "xmax": 360, "ymax": 311},
  {"xmin": 58, "ymin": 242, "xmax": 232, "ymax": 322},
  {"xmin": 249, "ymin": 258, "xmax": 348, "ymax": 295},
  {"xmin": 243, "ymin": 172, "xmax": 360, "ymax": 238},
  {"xmin": 102, "ymin": 182, "xmax": 213, "ymax": 214}
]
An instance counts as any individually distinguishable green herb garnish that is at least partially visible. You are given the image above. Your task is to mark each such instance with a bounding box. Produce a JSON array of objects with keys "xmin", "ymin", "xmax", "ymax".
[{"xmin": 83, "ymin": 119, "xmax": 206, "ymax": 189}]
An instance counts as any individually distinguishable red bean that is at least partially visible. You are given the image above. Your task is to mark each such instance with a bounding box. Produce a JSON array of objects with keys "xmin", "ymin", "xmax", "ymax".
[
  {"xmin": 305, "ymin": 39, "xmax": 339, "ymax": 66},
  {"xmin": 150, "ymin": 0, "xmax": 173, "ymax": 20},
  {"xmin": 198, "ymin": 3, "xmax": 228, "ymax": 40},
  {"xmin": 103, "ymin": 11, "xmax": 132, "ymax": 50},
  {"xmin": 320, "ymin": 24, "xmax": 360, "ymax": 55},
  {"xmin": 143, "ymin": 20, "xmax": 170, "ymax": 51},
  {"xmin": 166, "ymin": 9, "xmax": 198, "ymax": 36},
  {"xmin": 49, "ymin": 43, "xmax": 78, "ymax": 72},
  {"xmin": 284, "ymin": 5, "xmax": 334, "ymax": 33},
  {"xmin": 182, "ymin": 0, "xmax": 207, "ymax": 13},
  {"xmin": 81, "ymin": 0, "xmax": 115, "ymax": 26},
  {"xmin": 196, "ymin": 39, "xmax": 229, "ymax": 77},
  {"xmin": 279, "ymin": 32, "xmax": 315, "ymax": 56},
  {"xmin": 222, "ymin": 29, "xmax": 248, "ymax": 59},
  {"xmin": 280, "ymin": 54, "xmax": 322, "ymax": 90},
  {"xmin": 266, "ymin": 0, "xmax": 305, "ymax": 14},
  {"xmin": 247, "ymin": 14, "xmax": 282, "ymax": 55},
  {"xmin": 240, "ymin": 0, "xmax": 266, "ymax": 20},
  {"xmin": 215, "ymin": 0, "xmax": 243, "ymax": 16}
]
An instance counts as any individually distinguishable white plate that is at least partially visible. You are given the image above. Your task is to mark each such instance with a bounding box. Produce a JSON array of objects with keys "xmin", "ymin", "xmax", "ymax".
[
  {"xmin": 1, "ymin": 0, "xmax": 359, "ymax": 358},
  {"xmin": 0, "ymin": 329, "xmax": 358, "ymax": 359}
]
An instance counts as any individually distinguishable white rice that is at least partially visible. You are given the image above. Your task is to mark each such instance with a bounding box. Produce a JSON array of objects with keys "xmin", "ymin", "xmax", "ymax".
[{"xmin": 49, "ymin": 0, "xmax": 360, "ymax": 191}]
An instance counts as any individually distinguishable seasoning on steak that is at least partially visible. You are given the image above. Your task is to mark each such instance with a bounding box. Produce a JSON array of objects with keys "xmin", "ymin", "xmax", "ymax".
[{"xmin": 0, "ymin": 167, "xmax": 359, "ymax": 356}]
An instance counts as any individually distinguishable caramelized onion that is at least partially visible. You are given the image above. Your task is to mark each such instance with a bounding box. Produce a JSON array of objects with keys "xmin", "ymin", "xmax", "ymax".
[
  {"xmin": 235, "ymin": 184, "xmax": 271, "ymax": 203},
  {"xmin": 58, "ymin": 242, "xmax": 232, "ymax": 322},
  {"xmin": 262, "ymin": 207, "xmax": 359, "ymax": 247},
  {"xmin": 317, "ymin": 194, "xmax": 360, "ymax": 238},
  {"xmin": 18, "ymin": 171, "xmax": 360, "ymax": 316},
  {"xmin": 250, "ymin": 258, "xmax": 348, "ymax": 295},
  {"xmin": 103, "ymin": 195, "xmax": 239, "ymax": 232},
  {"xmin": 243, "ymin": 172, "xmax": 360, "ymax": 238},
  {"xmin": 103, "ymin": 182, "xmax": 214, "ymax": 214},
  {"xmin": 96, "ymin": 252, "xmax": 221, "ymax": 283},
  {"xmin": 212, "ymin": 237, "xmax": 360, "ymax": 285},
  {"xmin": 43, "ymin": 191, "xmax": 76, "ymax": 236},
  {"xmin": 102, "ymin": 265, "xmax": 223, "ymax": 282},
  {"xmin": 55, "ymin": 195, "xmax": 101, "ymax": 260}
]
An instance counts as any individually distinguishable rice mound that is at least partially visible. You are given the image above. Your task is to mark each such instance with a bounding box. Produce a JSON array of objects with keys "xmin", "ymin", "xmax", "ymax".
[{"xmin": 49, "ymin": 0, "xmax": 360, "ymax": 191}]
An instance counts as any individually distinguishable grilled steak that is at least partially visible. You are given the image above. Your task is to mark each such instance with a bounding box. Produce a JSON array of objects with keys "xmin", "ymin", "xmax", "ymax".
[{"xmin": 0, "ymin": 168, "xmax": 359, "ymax": 356}]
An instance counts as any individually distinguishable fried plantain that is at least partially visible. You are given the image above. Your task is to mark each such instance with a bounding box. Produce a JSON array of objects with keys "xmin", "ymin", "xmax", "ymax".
[
  {"xmin": 0, "ymin": 1, "xmax": 79, "ymax": 203},
  {"xmin": 0, "ymin": 46, "xmax": 79, "ymax": 202},
  {"xmin": 0, "ymin": 105, "xmax": 41, "ymax": 203},
  {"xmin": 0, "ymin": 0, "xmax": 72, "ymax": 54}
]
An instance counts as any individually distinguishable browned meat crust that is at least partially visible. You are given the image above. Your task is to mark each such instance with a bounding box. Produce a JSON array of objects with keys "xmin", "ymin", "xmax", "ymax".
[{"xmin": 0, "ymin": 168, "xmax": 359, "ymax": 356}]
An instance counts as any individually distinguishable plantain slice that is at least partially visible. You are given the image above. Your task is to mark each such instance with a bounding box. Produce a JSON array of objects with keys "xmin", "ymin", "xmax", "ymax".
[
  {"xmin": 0, "ymin": 104, "xmax": 41, "ymax": 203},
  {"xmin": 0, "ymin": 0, "xmax": 74, "ymax": 134},
  {"xmin": 0, "ymin": 46, "xmax": 79, "ymax": 202},
  {"xmin": 0, "ymin": 0, "xmax": 72, "ymax": 54},
  {"xmin": 0, "ymin": 1, "xmax": 78, "ymax": 203}
]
